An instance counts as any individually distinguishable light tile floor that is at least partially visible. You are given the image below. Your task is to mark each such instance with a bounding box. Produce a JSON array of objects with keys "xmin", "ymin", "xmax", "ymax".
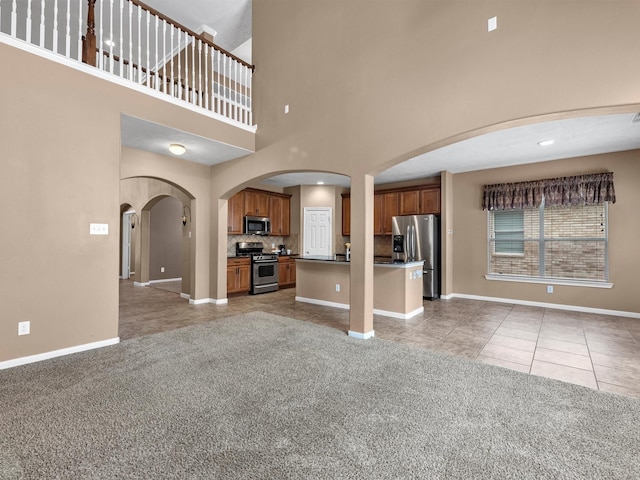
[{"xmin": 120, "ymin": 280, "xmax": 640, "ymax": 399}]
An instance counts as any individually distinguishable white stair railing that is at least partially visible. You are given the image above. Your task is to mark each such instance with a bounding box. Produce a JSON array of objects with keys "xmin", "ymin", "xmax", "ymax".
[{"xmin": 0, "ymin": 0, "xmax": 254, "ymax": 127}]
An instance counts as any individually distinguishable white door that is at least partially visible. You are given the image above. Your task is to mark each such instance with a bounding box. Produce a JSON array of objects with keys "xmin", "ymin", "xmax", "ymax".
[
  {"xmin": 121, "ymin": 211, "xmax": 134, "ymax": 279},
  {"xmin": 303, "ymin": 207, "xmax": 332, "ymax": 256}
]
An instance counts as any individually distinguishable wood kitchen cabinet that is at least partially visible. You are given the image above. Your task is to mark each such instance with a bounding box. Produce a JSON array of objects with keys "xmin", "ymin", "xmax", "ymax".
[
  {"xmin": 269, "ymin": 194, "xmax": 291, "ymax": 236},
  {"xmin": 227, "ymin": 188, "xmax": 291, "ymax": 236},
  {"xmin": 399, "ymin": 190, "xmax": 421, "ymax": 215},
  {"xmin": 381, "ymin": 192, "xmax": 399, "ymax": 235},
  {"xmin": 373, "ymin": 193, "xmax": 384, "ymax": 235},
  {"xmin": 342, "ymin": 195, "xmax": 351, "ymax": 236},
  {"xmin": 342, "ymin": 182, "xmax": 441, "ymax": 237},
  {"xmin": 227, "ymin": 257, "xmax": 250, "ymax": 294},
  {"xmin": 227, "ymin": 191, "xmax": 245, "ymax": 234},
  {"xmin": 278, "ymin": 256, "xmax": 296, "ymax": 288},
  {"xmin": 244, "ymin": 189, "xmax": 269, "ymax": 217},
  {"xmin": 419, "ymin": 187, "xmax": 441, "ymax": 214}
]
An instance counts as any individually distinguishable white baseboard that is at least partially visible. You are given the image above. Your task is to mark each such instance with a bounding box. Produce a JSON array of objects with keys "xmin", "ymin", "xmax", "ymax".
[
  {"xmin": 348, "ymin": 330, "xmax": 375, "ymax": 340},
  {"xmin": 149, "ymin": 277, "xmax": 182, "ymax": 284},
  {"xmin": 374, "ymin": 306, "xmax": 424, "ymax": 320},
  {"xmin": 180, "ymin": 293, "xmax": 191, "ymax": 300},
  {"xmin": 133, "ymin": 281, "xmax": 150, "ymax": 287},
  {"xmin": 0, "ymin": 337, "xmax": 120, "ymax": 370},
  {"xmin": 295, "ymin": 296, "xmax": 349, "ymax": 310},
  {"xmin": 451, "ymin": 293, "xmax": 640, "ymax": 319},
  {"xmin": 189, "ymin": 298, "xmax": 228, "ymax": 305},
  {"xmin": 440, "ymin": 293, "xmax": 455, "ymax": 300}
]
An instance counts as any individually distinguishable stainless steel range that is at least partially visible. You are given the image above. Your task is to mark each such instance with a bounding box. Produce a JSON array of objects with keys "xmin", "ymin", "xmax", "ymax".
[{"xmin": 236, "ymin": 242, "xmax": 279, "ymax": 295}]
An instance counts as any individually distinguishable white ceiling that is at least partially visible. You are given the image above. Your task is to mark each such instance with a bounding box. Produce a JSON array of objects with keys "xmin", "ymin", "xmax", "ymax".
[{"xmin": 121, "ymin": 2, "xmax": 640, "ymax": 188}]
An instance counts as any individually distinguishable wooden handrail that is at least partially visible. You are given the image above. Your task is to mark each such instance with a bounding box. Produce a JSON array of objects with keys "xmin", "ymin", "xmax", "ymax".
[
  {"xmin": 129, "ymin": 0, "xmax": 254, "ymax": 71},
  {"xmin": 99, "ymin": 49, "xmax": 249, "ymax": 101},
  {"xmin": 82, "ymin": 0, "xmax": 254, "ymax": 72}
]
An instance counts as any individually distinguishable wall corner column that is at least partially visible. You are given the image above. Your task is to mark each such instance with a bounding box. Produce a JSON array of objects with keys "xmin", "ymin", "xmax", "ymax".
[
  {"xmin": 441, "ymin": 170, "xmax": 454, "ymax": 297},
  {"xmin": 348, "ymin": 174, "xmax": 375, "ymax": 338},
  {"xmin": 209, "ymin": 197, "xmax": 229, "ymax": 303}
]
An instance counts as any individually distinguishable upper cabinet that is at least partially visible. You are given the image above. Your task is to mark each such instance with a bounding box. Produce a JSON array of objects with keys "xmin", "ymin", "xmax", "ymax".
[
  {"xmin": 419, "ymin": 187, "xmax": 441, "ymax": 214},
  {"xmin": 269, "ymin": 194, "xmax": 291, "ymax": 236},
  {"xmin": 228, "ymin": 188, "xmax": 292, "ymax": 236},
  {"xmin": 342, "ymin": 195, "xmax": 351, "ymax": 236},
  {"xmin": 228, "ymin": 191, "xmax": 245, "ymax": 234},
  {"xmin": 381, "ymin": 192, "xmax": 398, "ymax": 235},
  {"xmin": 342, "ymin": 183, "xmax": 441, "ymax": 236},
  {"xmin": 244, "ymin": 190, "xmax": 270, "ymax": 217}
]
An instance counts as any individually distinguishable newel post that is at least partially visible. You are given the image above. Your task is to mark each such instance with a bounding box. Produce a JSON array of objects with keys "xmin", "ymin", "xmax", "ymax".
[{"xmin": 81, "ymin": 0, "xmax": 96, "ymax": 66}]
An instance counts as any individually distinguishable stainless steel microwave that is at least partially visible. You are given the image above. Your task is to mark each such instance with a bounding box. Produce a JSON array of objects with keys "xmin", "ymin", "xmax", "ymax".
[{"xmin": 244, "ymin": 216, "xmax": 271, "ymax": 235}]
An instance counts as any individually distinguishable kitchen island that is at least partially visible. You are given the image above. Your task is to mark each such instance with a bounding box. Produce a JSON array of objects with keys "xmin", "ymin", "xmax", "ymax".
[{"xmin": 295, "ymin": 256, "xmax": 425, "ymax": 320}]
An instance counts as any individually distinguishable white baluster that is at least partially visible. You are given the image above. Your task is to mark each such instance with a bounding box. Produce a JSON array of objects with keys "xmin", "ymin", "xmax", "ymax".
[
  {"xmin": 234, "ymin": 61, "xmax": 239, "ymax": 121},
  {"xmin": 108, "ymin": 0, "xmax": 114, "ymax": 73},
  {"xmin": 53, "ymin": 0, "xmax": 59, "ymax": 53},
  {"xmin": 154, "ymin": 15, "xmax": 159, "ymax": 90},
  {"xmin": 26, "ymin": 0, "xmax": 32, "ymax": 43},
  {"xmin": 137, "ymin": 5, "xmax": 141, "ymax": 83},
  {"xmin": 184, "ymin": 31, "xmax": 189, "ymax": 101},
  {"xmin": 98, "ymin": 0, "xmax": 103, "ymax": 68},
  {"xmin": 192, "ymin": 36, "xmax": 197, "ymax": 105},
  {"xmin": 10, "ymin": 0, "xmax": 17, "ymax": 38},
  {"xmin": 119, "ymin": 0, "xmax": 123, "ymax": 77},
  {"xmin": 169, "ymin": 25, "xmax": 175, "ymax": 96},
  {"xmin": 162, "ymin": 19, "xmax": 167, "ymax": 94},
  {"xmin": 145, "ymin": 9, "xmax": 150, "ymax": 87},
  {"xmin": 204, "ymin": 43, "xmax": 209, "ymax": 110},
  {"xmin": 216, "ymin": 48, "xmax": 221, "ymax": 114},
  {"xmin": 77, "ymin": 0, "xmax": 83, "ymax": 61},
  {"xmin": 223, "ymin": 54, "xmax": 228, "ymax": 118},
  {"xmin": 242, "ymin": 65, "xmax": 248, "ymax": 125},
  {"xmin": 248, "ymin": 67, "xmax": 253, "ymax": 125},
  {"xmin": 128, "ymin": 0, "xmax": 133, "ymax": 81},
  {"xmin": 65, "ymin": 0, "xmax": 71, "ymax": 57},
  {"xmin": 39, "ymin": 0, "xmax": 45, "ymax": 48},
  {"xmin": 177, "ymin": 29, "xmax": 182, "ymax": 98}
]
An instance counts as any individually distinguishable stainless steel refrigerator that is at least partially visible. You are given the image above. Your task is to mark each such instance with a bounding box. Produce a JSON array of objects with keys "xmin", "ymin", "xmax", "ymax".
[{"xmin": 391, "ymin": 214, "xmax": 440, "ymax": 299}]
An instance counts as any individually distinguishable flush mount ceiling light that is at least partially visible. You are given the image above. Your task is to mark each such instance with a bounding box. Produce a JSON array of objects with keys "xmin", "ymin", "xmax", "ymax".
[
  {"xmin": 537, "ymin": 139, "xmax": 555, "ymax": 146},
  {"xmin": 316, "ymin": 181, "xmax": 325, "ymax": 185},
  {"xmin": 169, "ymin": 143, "xmax": 186, "ymax": 155},
  {"xmin": 104, "ymin": 39, "xmax": 115, "ymax": 47}
]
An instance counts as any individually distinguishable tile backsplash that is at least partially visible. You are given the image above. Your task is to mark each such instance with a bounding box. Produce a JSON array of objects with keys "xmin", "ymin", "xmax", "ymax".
[{"xmin": 227, "ymin": 234, "xmax": 298, "ymax": 256}]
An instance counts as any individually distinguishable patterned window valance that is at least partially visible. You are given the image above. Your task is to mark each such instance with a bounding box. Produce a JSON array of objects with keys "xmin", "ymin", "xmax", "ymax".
[{"xmin": 482, "ymin": 172, "xmax": 616, "ymax": 210}]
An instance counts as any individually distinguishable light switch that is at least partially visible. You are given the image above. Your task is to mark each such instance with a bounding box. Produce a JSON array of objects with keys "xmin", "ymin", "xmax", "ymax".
[
  {"xmin": 488, "ymin": 16, "xmax": 497, "ymax": 32},
  {"xmin": 90, "ymin": 223, "xmax": 109, "ymax": 235}
]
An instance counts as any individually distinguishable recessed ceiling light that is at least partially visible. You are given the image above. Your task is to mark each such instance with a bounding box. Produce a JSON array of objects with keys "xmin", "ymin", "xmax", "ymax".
[
  {"xmin": 169, "ymin": 143, "xmax": 186, "ymax": 155},
  {"xmin": 317, "ymin": 181, "xmax": 325, "ymax": 185},
  {"xmin": 537, "ymin": 139, "xmax": 555, "ymax": 146}
]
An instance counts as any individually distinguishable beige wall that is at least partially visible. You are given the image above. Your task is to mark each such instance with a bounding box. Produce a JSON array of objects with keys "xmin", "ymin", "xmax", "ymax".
[
  {"xmin": 452, "ymin": 150, "xmax": 640, "ymax": 313},
  {"xmin": 0, "ymin": 41, "xmax": 249, "ymax": 363},
  {"xmin": 149, "ymin": 197, "xmax": 183, "ymax": 281}
]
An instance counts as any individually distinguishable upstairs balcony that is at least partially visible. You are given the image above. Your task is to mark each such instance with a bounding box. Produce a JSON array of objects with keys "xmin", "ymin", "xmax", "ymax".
[{"xmin": 0, "ymin": 0, "xmax": 254, "ymax": 130}]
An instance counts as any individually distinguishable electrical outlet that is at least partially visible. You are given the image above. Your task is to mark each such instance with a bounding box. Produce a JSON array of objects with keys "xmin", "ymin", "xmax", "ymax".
[
  {"xmin": 547, "ymin": 285, "xmax": 554, "ymax": 294},
  {"xmin": 336, "ymin": 284, "xmax": 340, "ymax": 292},
  {"xmin": 18, "ymin": 321, "xmax": 30, "ymax": 336},
  {"xmin": 161, "ymin": 267, "xmax": 165, "ymax": 273}
]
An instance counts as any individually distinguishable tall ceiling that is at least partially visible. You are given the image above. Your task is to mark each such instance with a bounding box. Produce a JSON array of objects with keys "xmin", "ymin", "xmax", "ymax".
[{"xmin": 123, "ymin": 2, "xmax": 640, "ymax": 187}]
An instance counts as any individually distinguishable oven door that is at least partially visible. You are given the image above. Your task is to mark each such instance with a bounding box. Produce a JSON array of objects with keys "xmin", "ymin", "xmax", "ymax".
[{"xmin": 251, "ymin": 260, "xmax": 279, "ymax": 294}]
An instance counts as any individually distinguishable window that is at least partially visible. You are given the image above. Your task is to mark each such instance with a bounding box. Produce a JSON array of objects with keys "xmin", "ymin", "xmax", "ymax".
[
  {"xmin": 492, "ymin": 210, "xmax": 524, "ymax": 255},
  {"xmin": 488, "ymin": 202, "xmax": 608, "ymax": 282}
]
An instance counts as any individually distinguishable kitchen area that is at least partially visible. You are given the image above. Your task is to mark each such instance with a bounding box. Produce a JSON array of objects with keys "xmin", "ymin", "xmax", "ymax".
[{"xmin": 226, "ymin": 180, "xmax": 442, "ymax": 319}]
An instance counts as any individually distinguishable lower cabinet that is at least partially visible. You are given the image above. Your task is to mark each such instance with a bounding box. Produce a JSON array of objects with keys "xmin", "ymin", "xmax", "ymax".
[
  {"xmin": 278, "ymin": 257, "xmax": 296, "ymax": 288},
  {"xmin": 227, "ymin": 258, "xmax": 250, "ymax": 294}
]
